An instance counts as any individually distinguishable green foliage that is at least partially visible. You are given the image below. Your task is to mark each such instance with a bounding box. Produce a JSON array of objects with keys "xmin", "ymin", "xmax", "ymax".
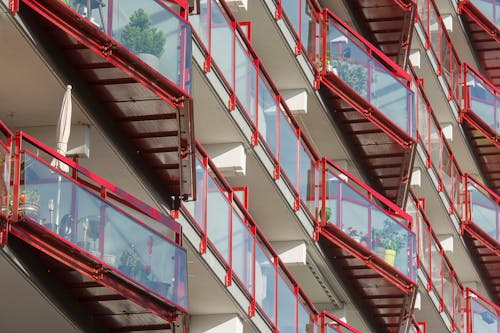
[
  {"xmin": 378, "ymin": 219, "xmax": 406, "ymax": 252},
  {"xmin": 331, "ymin": 58, "xmax": 367, "ymax": 96},
  {"xmin": 121, "ymin": 9, "xmax": 166, "ymax": 58}
]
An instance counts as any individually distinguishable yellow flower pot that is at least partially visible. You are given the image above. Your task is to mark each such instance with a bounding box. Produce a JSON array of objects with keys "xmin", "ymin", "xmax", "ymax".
[{"xmin": 384, "ymin": 249, "xmax": 396, "ymax": 266}]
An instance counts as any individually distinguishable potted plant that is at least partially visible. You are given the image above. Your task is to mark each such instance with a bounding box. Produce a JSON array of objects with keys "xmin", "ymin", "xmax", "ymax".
[
  {"xmin": 118, "ymin": 245, "xmax": 151, "ymax": 284},
  {"xmin": 346, "ymin": 226, "xmax": 364, "ymax": 243},
  {"xmin": 18, "ymin": 187, "xmax": 40, "ymax": 220},
  {"xmin": 121, "ymin": 8, "xmax": 166, "ymax": 70},
  {"xmin": 378, "ymin": 219, "xmax": 405, "ymax": 266}
]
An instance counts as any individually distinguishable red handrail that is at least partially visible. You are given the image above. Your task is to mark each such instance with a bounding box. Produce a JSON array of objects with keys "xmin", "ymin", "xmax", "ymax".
[{"xmin": 14, "ymin": 131, "xmax": 183, "ymax": 238}]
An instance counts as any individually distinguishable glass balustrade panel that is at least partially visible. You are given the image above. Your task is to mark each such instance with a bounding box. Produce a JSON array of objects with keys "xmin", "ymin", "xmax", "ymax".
[
  {"xmin": 231, "ymin": 209, "xmax": 254, "ymax": 292},
  {"xmin": 298, "ymin": 142, "xmax": 316, "ymax": 213},
  {"xmin": 442, "ymin": 264, "xmax": 453, "ymax": 317},
  {"xmin": 21, "ymin": 153, "xmax": 187, "ymax": 308},
  {"xmin": 280, "ymin": 111, "xmax": 299, "ymax": 190},
  {"xmin": 469, "ymin": 182, "xmax": 500, "ymax": 242},
  {"xmin": 429, "ymin": 120, "xmax": 441, "ymax": 173},
  {"xmin": 184, "ymin": 159, "xmax": 207, "ymax": 231},
  {"xmin": 430, "ymin": 242, "xmax": 442, "ymax": 294},
  {"xmin": 258, "ymin": 76, "xmax": 279, "ymax": 157},
  {"xmin": 210, "ymin": 0, "xmax": 234, "ymax": 88},
  {"xmin": 105, "ymin": 0, "xmax": 192, "ymax": 92},
  {"xmin": 468, "ymin": 73, "xmax": 498, "ymax": 132},
  {"xmin": 235, "ymin": 40, "xmax": 257, "ymax": 122},
  {"xmin": 470, "ymin": 298, "xmax": 499, "ymax": 333},
  {"xmin": 206, "ymin": 175, "xmax": 230, "ymax": 262},
  {"xmin": 429, "ymin": 5, "xmax": 440, "ymax": 62},
  {"xmin": 471, "ymin": 0, "xmax": 499, "ymax": 26},
  {"xmin": 255, "ymin": 242, "xmax": 276, "ymax": 323},
  {"xmin": 298, "ymin": 300, "xmax": 312, "ymax": 333},
  {"xmin": 277, "ymin": 274, "xmax": 297, "ymax": 333},
  {"xmin": 282, "ymin": 0, "xmax": 300, "ymax": 36}
]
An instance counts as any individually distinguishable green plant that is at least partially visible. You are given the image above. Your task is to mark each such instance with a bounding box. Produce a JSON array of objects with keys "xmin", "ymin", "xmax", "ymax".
[
  {"xmin": 119, "ymin": 245, "xmax": 151, "ymax": 282},
  {"xmin": 330, "ymin": 58, "xmax": 367, "ymax": 96},
  {"xmin": 121, "ymin": 9, "xmax": 166, "ymax": 58},
  {"xmin": 378, "ymin": 219, "xmax": 406, "ymax": 252}
]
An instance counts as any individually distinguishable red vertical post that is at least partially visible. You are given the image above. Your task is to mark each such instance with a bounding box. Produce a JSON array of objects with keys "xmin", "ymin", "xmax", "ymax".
[
  {"xmin": 8, "ymin": 0, "xmax": 18, "ymax": 15},
  {"xmin": 226, "ymin": 191, "xmax": 233, "ymax": 286}
]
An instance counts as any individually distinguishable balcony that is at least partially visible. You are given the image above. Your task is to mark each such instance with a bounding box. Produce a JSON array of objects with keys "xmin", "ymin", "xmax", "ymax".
[
  {"xmin": 13, "ymin": 0, "xmax": 195, "ymax": 206},
  {"xmin": 320, "ymin": 0, "xmax": 416, "ymax": 67},
  {"xmin": 464, "ymin": 175, "xmax": 500, "ymax": 303},
  {"xmin": 2, "ymin": 128, "xmax": 188, "ymax": 332},
  {"xmin": 315, "ymin": 9, "xmax": 416, "ymax": 206},
  {"xmin": 465, "ymin": 288, "xmax": 499, "ymax": 333},
  {"xmin": 189, "ymin": 0, "xmax": 320, "ymax": 217},
  {"xmin": 458, "ymin": 0, "xmax": 500, "ymax": 88},
  {"xmin": 181, "ymin": 143, "xmax": 319, "ymax": 332},
  {"xmin": 461, "ymin": 64, "xmax": 500, "ymax": 194},
  {"xmin": 408, "ymin": 193, "xmax": 465, "ymax": 332},
  {"xmin": 317, "ymin": 158, "xmax": 418, "ymax": 333}
]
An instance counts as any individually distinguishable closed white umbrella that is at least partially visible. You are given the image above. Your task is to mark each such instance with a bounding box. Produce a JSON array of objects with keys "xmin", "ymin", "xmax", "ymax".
[
  {"xmin": 51, "ymin": 85, "xmax": 72, "ymax": 232},
  {"xmin": 51, "ymin": 85, "xmax": 72, "ymax": 172}
]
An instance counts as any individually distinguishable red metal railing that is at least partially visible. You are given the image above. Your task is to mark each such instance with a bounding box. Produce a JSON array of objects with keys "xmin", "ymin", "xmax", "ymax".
[
  {"xmin": 465, "ymin": 288, "xmax": 500, "ymax": 333},
  {"xmin": 182, "ymin": 141, "xmax": 319, "ymax": 331},
  {"xmin": 8, "ymin": 130, "xmax": 188, "ymax": 312},
  {"xmin": 0, "ymin": 121, "xmax": 12, "ymax": 246},
  {"xmin": 416, "ymin": 0, "xmax": 463, "ymax": 102},
  {"xmin": 458, "ymin": 0, "xmax": 500, "ymax": 43},
  {"xmin": 464, "ymin": 174, "xmax": 500, "ymax": 248},
  {"xmin": 462, "ymin": 64, "xmax": 500, "ymax": 144},
  {"xmin": 407, "ymin": 193, "xmax": 465, "ymax": 332},
  {"xmin": 412, "ymin": 67, "xmax": 465, "ymax": 219},
  {"xmin": 189, "ymin": 0, "xmax": 320, "ymax": 217},
  {"xmin": 316, "ymin": 9, "xmax": 416, "ymax": 143},
  {"xmin": 56, "ymin": 0, "xmax": 193, "ymax": 94}
]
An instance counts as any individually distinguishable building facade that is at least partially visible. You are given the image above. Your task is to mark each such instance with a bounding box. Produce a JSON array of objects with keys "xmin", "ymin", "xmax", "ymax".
[{"xmin": 0, "ymin": 0, "xmax": 498, "ymax": 332}]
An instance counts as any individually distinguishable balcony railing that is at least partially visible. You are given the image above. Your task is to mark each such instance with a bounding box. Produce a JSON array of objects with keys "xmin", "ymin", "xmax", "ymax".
[
  {"xmin": 317, "ymin": 10, "xmax": 416, "ymax": 140},
  {"xmin": 466, "ymin": 289, "xmax": 499, "ymax": 333},
  {"xmin": 182, "ymin": 142, "xmax": 318, "ymax": 332},
  {"xmin": 416, "ymin": 0, "xmax": 463, "ymax": 102},
  {"xmin": 407, "ymin": 193, "xmax": 465, "ymax": 332},
  {"xmin": 0, "ymin": 121, "xmax": 12, "ymax": 246},
  {"xmin": 60, "ymin": 0, "xmax": 192, "ymax": 94},
  {"xmin": 320, "ymin": 311, "xmax": 363, "ymax": 333},
  {"xmin": 413, "ymin": 69, "xmax": 465, "ymax": 218},
  {"xmin": 189, "ymin": 0, "xmax": 320, "ymax": 215},
  {"xmin": 465, "ymin": 175, "xmax": 500, "ymax": 244},
  {"xmin": 10, "ymin": 131, "xmax": 188, "ymax": 311},
  {"xmin": 469, "ymin": 0, "xmax": 500, "ymax": 28},
  {"xmin": 463, "ymin": 64, "xmax": 500, "ymax": 137},
  {"xmin": 410, "ymin": 320, "xmax": 427, "ymax": 333},
  {"xmin": 319, "ymin": 158, "xmax": 417, "ymax": 281}
]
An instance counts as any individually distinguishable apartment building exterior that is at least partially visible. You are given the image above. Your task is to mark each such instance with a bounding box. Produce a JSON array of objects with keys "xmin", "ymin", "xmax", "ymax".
[{"xmin": 0, "ymin": 0, "xmax": 498, "ymax": 332}]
